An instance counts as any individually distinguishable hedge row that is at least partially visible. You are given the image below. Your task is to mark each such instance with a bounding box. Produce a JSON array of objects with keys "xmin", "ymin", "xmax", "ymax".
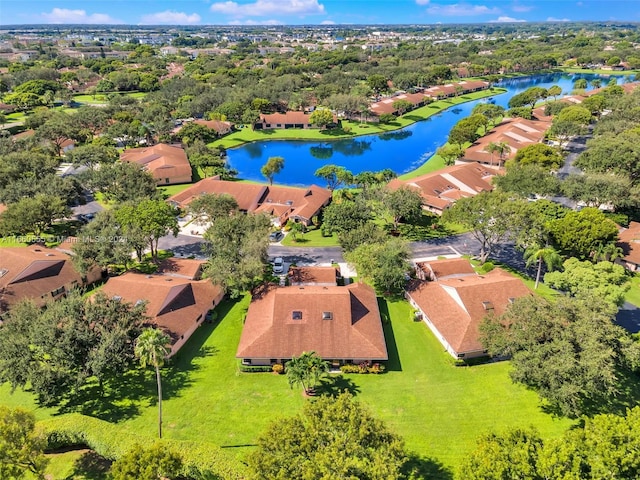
[{"xmin": 39, "ymin": 414, "xmax": 246, "ymax": 480}]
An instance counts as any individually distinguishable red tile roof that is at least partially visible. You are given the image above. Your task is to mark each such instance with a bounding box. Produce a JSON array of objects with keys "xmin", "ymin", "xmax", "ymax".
[
  {"xmin": 120, "ymin": 143, "xmax": 192, "ymax": 184},
  {"xmin": 407, "ymin": 262, "xmax": 531, "ymax": 356},
  {"xmin": 237, "ymin": 283, "xmax": 387, "ymax": 361},
  {"xmin": 288, "ymin": 266, "xmax": 339, "ymax": 286},
  {"xmin": 100, "ymin": 272, "xmax": 223, "ymax": 348},
  {"xmin": 169, "ymin": 177, "xmax": 331, "ymax": 224},
  {"xmin": 0, "ymin": 245, "xmax": 101, "ymax": 312},
  {"xmin": 193, "ymin": 119, "xmax": 232, "ymax": 135},
  {"xmin": 258, "ymin": 111, "xmax": 313, "ymax": 126},
  {"xmin": 388, "ymin": 163, "xmax": 497, "ymax": 213},
  {"xmin": 618, "ymin": 221, "xmax": 640, "ymax": 267}
]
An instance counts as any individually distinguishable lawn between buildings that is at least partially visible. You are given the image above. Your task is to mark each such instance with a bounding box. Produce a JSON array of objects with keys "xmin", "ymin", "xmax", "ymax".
[{"xmin": 1, "ymin": 291, "xmax": 572, "ymax": 477}]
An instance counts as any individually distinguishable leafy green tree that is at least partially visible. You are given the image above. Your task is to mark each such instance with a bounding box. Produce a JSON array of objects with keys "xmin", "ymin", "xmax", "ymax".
[
  {"xmin": 260, "ymin": 156, "xmax": 284, "ymax": 186},
  {"xmin": 177, "ymin": 122, "xmax": 216, "ymax": 145},
  {"xmin": 345, "ymin": 238, "xmax": 410, "ymax": 295},
  {"xmin": 383, "ymin": 186, "xmax": 423, "ymax": 230},
  {"xmin": 507, "ymin": 106, "xmax": 533, "ymax": 119},
  {"xmin": 561, "ymin": 173, "xmax": 639, "ymax": 210},
  {"xmin": 0, "ymin": 406, "xmax": 48, "ymax": 480},
  {"xmin": 203, "ymin": 212, "xmax": 271, "ymax": 297},
  {"xmin": 508, "ymin": 86, "xmax": 548, "ymax": 109},
  {"xmin": 494, "ymin": 164, "xmax": 561, "ymax": 199},
  {"xmin": 548, "ymin": 119, "xmax": 583, "ymax": 150},
  {"xmin": 248, "ymin": 392, "xmax": 408, "ymax": 480},
  {"xmin": 111, "ymin": 443, "xmax": 182, "ymax": 480},
  {"xmin": 314, "ymin": 164, "xmax": 353, "ymax": 191},
  {"xmin": 187, "ymin": 193, "xmax": 238, "ymax": 225},
  {"xmin": 574, "ymin": 78, "xmax": 588, "ymax": 90},
  {"xmin": 480, "ymin": 295, "xmax": 639, "ymax": 417},
  {"xmin": 458, "ymin": 428, "xmax": 544, "ymax": 480},
  {"xmin": 547, "ymin": 84, "xmax": 562, "ymax": 100},
  {"xmin": 135, "ymin": 329, "xmax": 171, "ymax": 439},
  {"xmin": 322, "ymin": 200, "xmax": 371, "ymax": 235},
  {"xmin": 548, "ymin": 207, "xmax": 618, "ymax": 259},
  {"xmin": 442, "ymin": 191, "xmax": 521, "ymax": 264},
  {"xmin": 85, "ymin": 161, "xmax": 158, "ymax": 203},
  {"xmin": 544, "ymin": 258, "xmax": 629, "ymax": 307},
  {"xmin": 71, "ymin": 210, "xmax": 138, "ymax": 273},
  {"xmin": 115, "ymin": 199, "xmax": 179, "ymax": 260},
  {"xmin": 366, "ymin": 74, "xmax": 388, "ymax": 94},
  {"xmin": 523, "ymin": 244, "xmax": 562, "ymax": 289},
  {"xmin": 436, "ymin": 144, "xmax": 464, "ymax": 166},
  {"xmin": 472, "ymin": 103, "xmax": 505, "ymax": 124},
  {"xmin": 512, "ymin": 143, "xmax": 563, "ymax": 170},
  {"xmin": 285, "ymin": 351, "xmax": 328, "ymax": 395},
  {"xmin": 0, "ymin": 194, "xmax": 69, "ymax": 237},
  {"xmin": 309, "ymin": 107, "xmax": 334, "ymax": 128},
  {"xmin": 557, "ymin": 105, "xmax": 592, "ymax": 126},
  {"xmin": 66, "ymin": 144, "xmax": 118, "ymax": 168},
  {"xmin": 0, "ymin": 292, "xmax": 145, "ymax": 405},
  {"xmin": 392, "ymin": 99, "xmax": 413, "ymax": 116},
  {"xmin": 338, "ymin": 223, "xmax": 388, "ymax": 253},
  {"xmin": 448, "ymin": 117, "xmax": 480, "ymax": 148}
]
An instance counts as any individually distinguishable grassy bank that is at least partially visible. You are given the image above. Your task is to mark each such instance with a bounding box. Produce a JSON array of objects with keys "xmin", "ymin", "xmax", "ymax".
[
  {"xmin": 560, "ymin": 67, "xmax": 639, "ymax": 76},
  {"xmin": 211, "ymin": 88, "xmax": 507, "ymax": 150}
]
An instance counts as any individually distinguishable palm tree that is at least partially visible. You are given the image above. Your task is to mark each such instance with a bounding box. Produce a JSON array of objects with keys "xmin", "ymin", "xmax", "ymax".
[
  {"xmin": 486, "ymin": 142, "xmax": 500, "ymax": 167},
  {"xmin": 135, "ymin": 328, "xmax": 170, "ymax": 439},
  {"xmin": 524, "ymin": 244, "xmax": 563, "ymax": 289},
  {"xmin": 495, "ymin": 142, "xmax": 511, "ymax": 166},
  {"xmin": 286, "ymin": 351, "xmax": 328, "ymax": 395}
]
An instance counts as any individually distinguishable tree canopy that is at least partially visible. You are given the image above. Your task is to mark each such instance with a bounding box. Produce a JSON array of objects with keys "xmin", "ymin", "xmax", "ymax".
[
  {"xmin": 248, "ymin": 392, "xmax": 409, "ymax": 480},
  {"xmin": 0, "ymin": 406, "xmax": 48, "ymax": 479}
]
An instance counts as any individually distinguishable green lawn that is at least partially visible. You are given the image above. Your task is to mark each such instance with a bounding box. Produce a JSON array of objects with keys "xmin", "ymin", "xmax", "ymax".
[
  {"xmin": 33, "ymin": 449, "xmax": 110, "ymax": 480},
  {"xmin": 280, "ymin": 226, "xmax": 339, "ymax": 247},
  {"xmin": 560, "ymin": 67, "xmax": 639, "ymax": 76},
  {"xmin": 72, "ymin": 92, "xmax": 147, "ymax": 105},
  {"xmin": 158, "ymin": 183, "xmax": 193, "ymax": 198},
  {"xmin": 626, "ymin": 273, "xmax": 640, "ymax": 307},
  {"xmin": 2, "ymin": 293, "xmax": 573, "ymax": 476},
  {"xmin": 211, "ymin": 88, "xmax": 507, "ymax": 150}
]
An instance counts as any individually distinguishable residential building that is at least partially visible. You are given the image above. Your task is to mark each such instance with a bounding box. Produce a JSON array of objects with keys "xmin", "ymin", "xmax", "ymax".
[
  {"xmin": 617, "ymin": 221, "xmax": 640, "ymax": 272},
  {"xmin": 120, "ymin": 143, "xmax": 192, "ymax": 185},
  {"xmin": 100, "ymin": 258, "xmax": 223, "ymax": 356},
  {"xmin": 0, "ymin": 245, "xmax": 103, "ymax": 314},
  {"xmin": 387, "ymin": 162, "xmax": 498, "ymax": 215},
  {"xmin": 254, "ymin": 111, "xmax": 332, "ymax": 130},
  {"xmin": 236, "ymin": 282, "xmax": 388, "ymax": 366},
  {"xmin": 169, "ymin": 177, "xmax": 332, "ymax": 226},
  {"xmin": 193, "ymin": 119, "xmax": 233, "ymax": 136},
  {"xmin": 406, "ymin": 258, "xmax": 531, "ymax": 359},
  {"xmin": 288, "ymin": 266, "xmax": 339, "ymax": 286}
]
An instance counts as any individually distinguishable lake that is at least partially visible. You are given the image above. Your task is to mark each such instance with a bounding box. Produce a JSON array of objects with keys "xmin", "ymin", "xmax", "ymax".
[{"xmin": 226, "ymin": 72, "xmax": 636, "ymax": 187}]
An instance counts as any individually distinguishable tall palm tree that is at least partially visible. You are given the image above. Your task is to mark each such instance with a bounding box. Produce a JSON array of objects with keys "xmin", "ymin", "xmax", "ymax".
[
  {"xmin": 524, "ymin": 244, "xmax": 563, "ymax": 289},
  {"xmin": 496, "ymin": 142, "xmax": 511, "ymax": 166},
  {"xmin": 286, "ymin": 351, "xmax": 328, "ymax": 395},
  {"xmin": 486, "ymin": 142, "xmax": 500, "ymax": 167},
  {"xmin": 135, "ymin": 328, "xmax": 170, "ymax": 439}
]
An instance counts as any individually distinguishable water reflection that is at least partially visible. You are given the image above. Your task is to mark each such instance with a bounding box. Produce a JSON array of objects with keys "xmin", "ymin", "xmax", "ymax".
[
  {"xmin": 378, "ymin": 130, "xmax": 414, "ymax": 141},
  {"xmin": 310, "ymin": 145, "xmax": 334, "ymax": 160},
  {"xmin": 332, "ymin": 139, "xmax": 372, "ymax": 156}
]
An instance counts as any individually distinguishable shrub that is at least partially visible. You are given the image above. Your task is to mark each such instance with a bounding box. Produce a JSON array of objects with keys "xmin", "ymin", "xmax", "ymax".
[
  {"xmin": 340, "ymin": 364, "xmax": 360, "ymax": 374},
  {"xmin": 272, "ymin": 363, "xmax": 284, "ymax": 374},
  {"xmin": 477, "ymin": 261, "xmax": 495, "ymax": 274},
  {"xmin": 239, "ymin": 364, "xmax": 273, "ymax": 373},
  {"xmin": 339, "ymin": 362, "xmax": 386, "ymax": 374}
]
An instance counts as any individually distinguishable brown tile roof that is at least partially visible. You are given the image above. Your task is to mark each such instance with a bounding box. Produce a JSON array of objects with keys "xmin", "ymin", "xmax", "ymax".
[
  {"xmin": 237, "ymin": 283, "xmax": 387, "ymax": 361},
  {"xmin": 193, "ymin": 119, "xmax": 232, "ymax": 135},
  {"xmin": 169, "ymin": 178, "xmax": 331, "ymax": 223},
  {"xmin": 407, "ymin": 263, "xmax": 531, "ymax": 356},
  {"xmin": 417, "ymin": 258, "xmax": 476, "ymax": 281},
  {"xmin": 100, "ymin": 272, "xmax": 222, "ymax": 345},
  {"xmin": 618, "ymin": 221, "xmax": 640, "ymax": 266},
  {"xmin": 158, "ymin": 258, "xmax": 205, "ymax": 280},
  {"xmin": 0, "ymin": 245, "xmax": 99, "ymax": 312},
  {"xmin": 289, "ymin": 266, "xmax": 338, "ymax": 286},
  {"xmin": 258, "ymin": 111, "xmax": 313, "ymax": 126},
  {"xmin": 120, "ymin": 143, "xmax": 192, "ymax": 183},
  {"xmin": 388, "ymin": 163, "xmax": 497, "ymax": 213}
]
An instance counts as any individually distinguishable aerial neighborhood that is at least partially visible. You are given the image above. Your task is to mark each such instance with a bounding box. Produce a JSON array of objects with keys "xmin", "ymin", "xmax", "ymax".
[{"xmin": 0, "ymin": 12, "xmax": 640, "ymax": 480}]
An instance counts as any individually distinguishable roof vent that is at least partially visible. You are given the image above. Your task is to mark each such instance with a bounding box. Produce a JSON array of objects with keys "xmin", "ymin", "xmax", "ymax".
[
  {"xmin": 322, "ymin": 311, "xmax": 333, "ymax": 320},
  {"xmin": 285, "ymin": 200, "xmax": 293, "ymax": 205},
  {"xmin": 508, "ymin": 297, "xmax": 516, "ymax": 304},
  {"xmin": 112, "ymin": 295, "xmax": 122, "ymax": 302},
  {"xmin": 45, "ymin": 253, "xmax": 54, "ymax": 257},
  {"xmin": 146, "ymin": 275, "xmax": 153, "ymax": 278},
  {"xmin": 135, "ymin": 299, "xmax": 144, "ymax": 306},
  {"xmin": 166, "ymin": 278, "xmax": 173, "ymax": 281},
  {"xmin": 292, "ymin": 311, "xmax": 303, "ymax": 320},
  {"xmin": 34, "ymin": 249, "xmax": 41, "ymax": 252},
  {"xmin": 0, "ymin": 269, "xmax": 7, "ymax": 278},
  {"xmin": 482, "ymin": 301, "xmax": 494, "ymax": 311}
]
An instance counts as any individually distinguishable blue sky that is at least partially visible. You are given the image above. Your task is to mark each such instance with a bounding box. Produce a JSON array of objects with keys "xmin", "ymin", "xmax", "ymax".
[{"xmin": 1, "ymin": 0, "xmax": 638, "ymax": 26}]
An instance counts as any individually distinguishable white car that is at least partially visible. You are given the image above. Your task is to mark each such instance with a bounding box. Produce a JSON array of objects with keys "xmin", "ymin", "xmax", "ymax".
[{"xmin": 273, "ymin": 257, "xmax": 284, "ymax": 274}]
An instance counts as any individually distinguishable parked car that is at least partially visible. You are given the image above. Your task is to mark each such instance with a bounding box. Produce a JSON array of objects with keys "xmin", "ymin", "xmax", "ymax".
[
  {"xmin": 273, "ymin": 257, "xmax": 284, "ymax": 274},
  {"xmin": 269, "ymin": 231, "xmax": 284, "ymax": 242}
]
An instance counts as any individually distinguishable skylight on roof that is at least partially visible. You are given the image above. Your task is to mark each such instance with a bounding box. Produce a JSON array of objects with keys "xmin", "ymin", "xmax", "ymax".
[
  {"xmin": 322, "ymin": 311, "xmax": 333, "ymax": 320},
  {"xmin": 292, "ymin": 311, "xmax": 303, "ymax": 320}
]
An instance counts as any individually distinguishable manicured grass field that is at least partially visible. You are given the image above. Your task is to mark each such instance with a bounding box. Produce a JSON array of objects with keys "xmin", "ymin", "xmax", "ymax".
[
  {"xmin": 626, "ymin": 273, "xmax": 640, "ymax": 307},
  {"xmin": 2, "ymin": 293, "xmax": 573, "ymax": 477},
  {"xmin": 280, "ymin": 226, "xmax": 339, "ymax": 247},
  {"xmin": 211, "ymin": 88, "xmax": 507, "ymax": 150},
  {"xmin": 158, "ymin": 183, "xmax": 194, "ymax": 198},
  {"xmin": 72, "ymin": 92, "xmax": 147, "ymax": 105},
  {"xmin": 560, "ymin": 67, "xmax": 639, "ymax": 76}
]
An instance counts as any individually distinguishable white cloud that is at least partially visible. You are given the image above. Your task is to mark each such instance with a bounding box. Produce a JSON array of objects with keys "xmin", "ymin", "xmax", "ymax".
[
  {"xmin": 140, "ymin": 11, "xmax": 201, "ymax": 25},
  {"xmin": 211, "ymin": 0, "xmax": 325, "ymax": 17},
  {"xmin": 40, "ymin": 8, "xmax": 122, "ymax": 24},
  {"xmin": 547, "ymin": 16, "xmax": 570, "ymax": 21},
  {"xmin": 228, "ymin": 18, "xmax": 283, "ymax": 25},
  {"xmin": 416, "ymin": 0, "xmax": 430, "ymax": 5},
  {"xmin": 321, "ymin": 20, "xmax": 336, "ymax": 24},
  {"xmin": 426, "ymin": 3, "xmax": 500, "ymax": 16},
  {"xmin": 490, "ymin": 16, "xmax": 526, "ymax": 22}
]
